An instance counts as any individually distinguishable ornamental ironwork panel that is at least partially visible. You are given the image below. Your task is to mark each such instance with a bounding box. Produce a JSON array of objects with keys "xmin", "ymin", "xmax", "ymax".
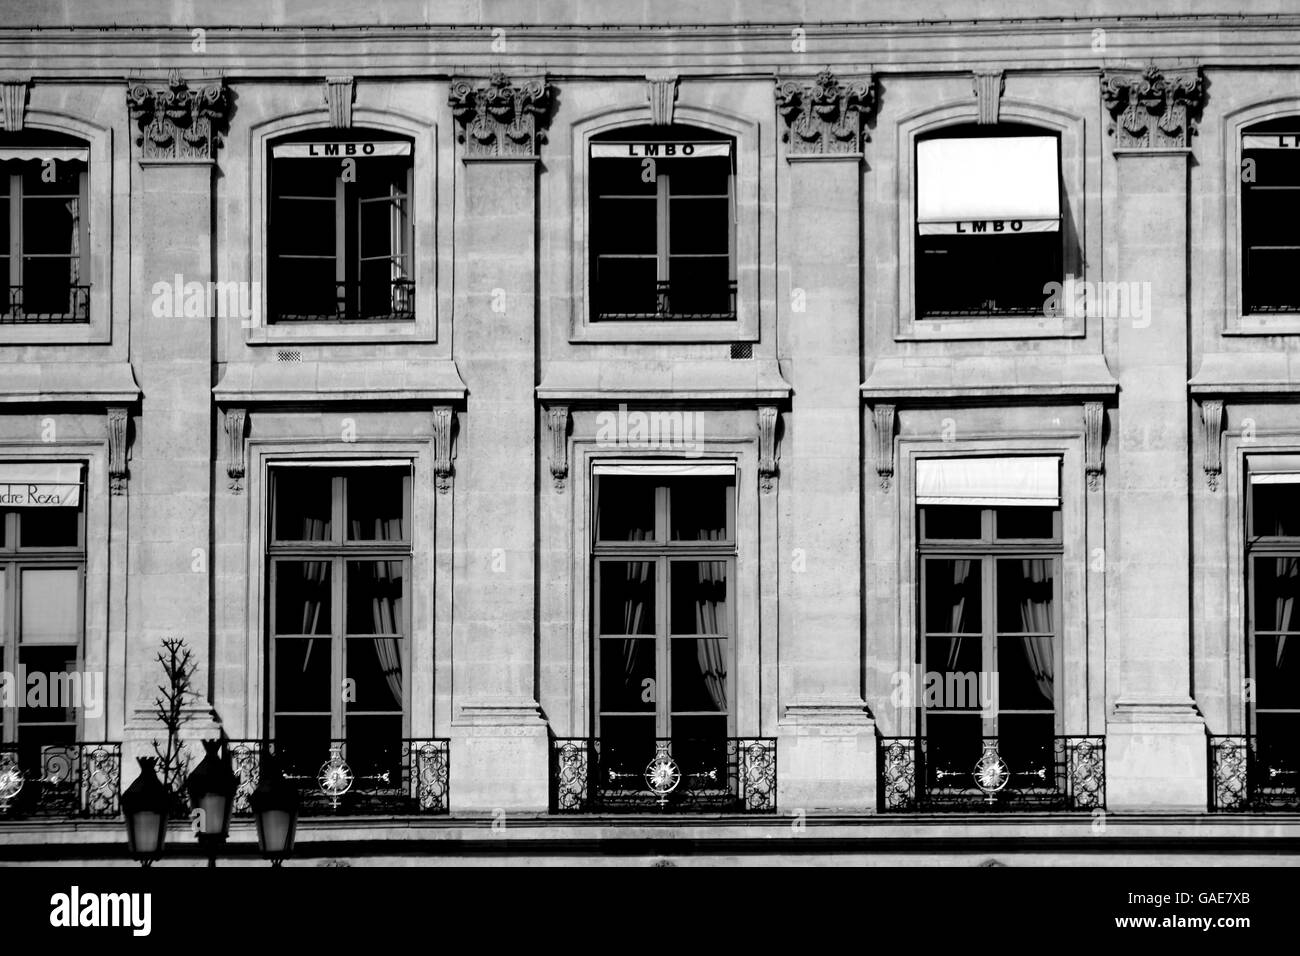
[
  {"xmin": 550, "ymin": 737, "xmax": 777, "ymax": 814},
  {"xmin": 0, "ymin": 742, "xmax": 121, "ymax": 819},
  {"xmin": 221, "ymin": 738, "xmax": 449, "ymax": 816},
  {"xmin": 0, "ymin": 284, "xmax": 91, "ymax": 324},
  {"xmin": 1209, "ymin": 735, "xmax": 1300, "ymax": 811},
  {"xmin": 877, "ymin": 736, "xmax": 1105, "ymax": 812}
]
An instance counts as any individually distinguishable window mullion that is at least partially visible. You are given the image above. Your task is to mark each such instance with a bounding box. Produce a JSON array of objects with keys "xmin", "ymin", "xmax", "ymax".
[
  {"xmin": 657, "ymin": 173, "xmax": 669, "ymax": 287},
  {"xmin": 334, "ymin": 176, "xmax": 347, "ymax": 316},
  {"xmin": 657, "ymin": 553, "xmax": 669, "ymax": 738},
  {"xmin": 983, "ymin": 551, "xmax": 996, "ymax": 738},
  {"xmin": 332, "ymin": 553, "xmax": 345, "ymax": 741},
  {"xmin": 10, "ymin": 173, "xmax": 21, "ymax": 295}
]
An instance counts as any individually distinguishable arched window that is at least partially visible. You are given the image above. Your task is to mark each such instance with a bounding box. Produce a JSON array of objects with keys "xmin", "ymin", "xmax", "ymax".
[
  {"xmin": 915, "ymin": 123, "xmax": 1062, "ymax": 318},
  {"xmin": 268, "ymin": 129, "xmax": 414, "ymax": 323},
  {"xmin": 1241, "ymin": 117, "xmax": 1300, "ymax": 314},
  {"xmin": 0, "ymin": 130, "xmax": 89, "ymax": 323},
  {"xmin": 588, "ymin": 124, "xmax": 736, "ymax": 321}
]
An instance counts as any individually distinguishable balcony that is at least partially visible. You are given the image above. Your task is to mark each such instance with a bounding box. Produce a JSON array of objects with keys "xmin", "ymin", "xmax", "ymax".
[
  {"xmin": 550, "ymin": 737, "xmax": 776, "ymax": 813},
  {"xmin": 0, "ymin": 284, "xmax": 91, "ymax": 324},
  {"xmin": 595, "ymin": 279, "xmax": 737, "ymax": 322},
  {"xmin": 271, "ymin": 277, "xmax": 415, "ymax": 323},
  {"xmin": 0, "ymin": 743, "xmax": 121, "ymax": 819},
  {"xmin": 1208, "ymin": 735, "xmax": 1300, "ymax": 811},
  {"xmin": 224, "ymin": 739, "xmax": 449, "ymax": 816},
  {"xmin": 878, "ymin": 736, "xmax": 1105, "ymax": 812}
]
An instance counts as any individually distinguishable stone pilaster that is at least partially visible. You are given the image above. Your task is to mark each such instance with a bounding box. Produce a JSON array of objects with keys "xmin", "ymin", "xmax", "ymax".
[{"xmin": 1102, "ymin": 66, "xmax": 1207, "ymax": 810}]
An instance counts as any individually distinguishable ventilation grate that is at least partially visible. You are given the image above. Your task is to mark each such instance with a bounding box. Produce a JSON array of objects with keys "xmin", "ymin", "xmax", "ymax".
[
  {"xmin": 276, "ymin": 349, "xmax": 303, "ymax": 363},
  {"xmin": 729, "ymin": 342, "xmax": 753, "ymax": 360}
]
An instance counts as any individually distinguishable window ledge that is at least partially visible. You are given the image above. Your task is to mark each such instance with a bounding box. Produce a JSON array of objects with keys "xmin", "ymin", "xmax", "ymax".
[
  {"xmin": 0, "ymin": 361, "xmax": 140, "ymax": 405},
  {"xmin": 1190, "ymin": 351, "xmax": 1300, "ymax": 396},
  {"xmin": 538, "ymin": 358, "xmax": 790, "ymax": 403},
  {"xmin": 861, "ymin": 353, "xmax": 1117, "ymax": 404},
  {"xmin": 214, "ymin": 358, "xmax": 466, "ymax": 404}
]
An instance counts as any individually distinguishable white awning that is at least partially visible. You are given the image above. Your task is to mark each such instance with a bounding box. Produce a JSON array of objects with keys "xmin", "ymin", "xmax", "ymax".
[
  {"xmin": 0, "ymin": 462, "xmax": 83, "ymax": 507},
  {"xmin": 269, "ymin": 460, "xmax": 411, "ymax": 468},
  {"xmin": 0, "ymin": 147, "xmax": 89, "ymax": 163},
  {"xmin": 1250, "ymin": 473, "xmax": 1300, "ymax": 484},
  {"xmin": 1243, "ymin": 134, "xmax": 1300, "ymax": 150},
  {"xmin": 917, "ymin": 457, "xmax": 1059, "ymax": 506},
  {"xmin": 271, "ymin": 141, "xmax": 411, "ymax": 159},
  {"xmin": 591, "ymin": 142, "xmax": 731, "ymax": 159},
  {"xmin": 594, "ymin": 462, "xmax": 734, "ymax": 477},
  {"xmin": 917, "ymin": 136, "xmax": 1060, "ymax": 235}
]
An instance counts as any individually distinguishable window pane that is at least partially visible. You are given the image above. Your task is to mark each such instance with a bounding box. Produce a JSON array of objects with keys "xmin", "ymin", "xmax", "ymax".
[
  {"xmin": 1254, "ymin": 556, "xmax": 1300, "ymax": 632},
  {"xmin": 271, "ymin": 257, "xmax": 340, "ymax": 319},
  {"xmin": 598, "ymin": 638, "xmax": 656, "ymax": 713},
  {"xmin": 921, "ymin": 505, "xmax": 982, "ymax": 539},
  {"xmin": 17, "ymin": 507, "xmax": 79, "ymax": 548},
  {"xmin": 668, "ymin": 476, "xmax": 730, "ymax": 541},
  {"xmin": 1245, "ymin": 248, "xmax": 1300, "ymax": 312},
  {"xmin": 590, "ymin": 158, "xmax": 656, "ymax": 197},
  {"xmin": 923, "ymin": 637, "xmax": 983, "ymax": 709},
  {"xmin": 272, "ymin": 715, "xmax": 330, "ymax": 779},
  {"xmin": 22, "ymin": 196, "xmax": 78, "ymax": 254},
  {"xmin": 593, "ymin": 257, "xmax": 657, "ymax": 317},
  {"xmin": 597, "ymin": 561, "xmax": 655, "ymax": 635},
  {"xmin": 995, "ymin": 507, "xmax": 1055, "ymax": 539},
  {"xmin": 272, "ymin": 197, "xmax": 338, "ymax": 257},
  {"xmin": 1251, "ymin": 483, "xmax": 1300, "ymax": 537},
  {"xmin": 17, "ymin": 646, "xmax": 77, "ymax": 726},
  {"xmin": 272, "ymin": 158, "xmax": 337, "ymax": 197},
  {"xmin": 346, "ymin": 468, "xmax": 406, "ymax": 541},
  {"xmin": 996, "ymin": 558, "xmax": 1055, "ymax": 633},
  {"xmin": 346, "ymin": 561, "xmax": 404, "ymax": 635},
  {"xmin": 597, "ymin": 715, "xmax": 656, "ymax": 784},
  {"xmin": 923, "ymin": 559, "xmax": 981, "ymax": 634},
  {"xmin": 669, "ymin": 198, "xmax": 728, "ymax": 255},
  {"xmin": 272, "ymin": 471, "xmax": 333, "ymax": 541},
  {"xmin": 666, "ymin": 256, "xmax": 731, "ymax": 316},
  {"xmin": 20, "ymin": 257, "xmax": 74, "ymax": 313},
  {"xmin": 670, "ymin": 716, "xmax": 729, "ymax": 779},
  {"xmin": 924, "ymin": 713, "xmax": 982, "ymax": 782},
  {"xmin": 670, "ymin": 560, "xmax": 728, "ymax": 636},
  {"xmin": 273, "ymin": 561, "xmax": 331, "ymax": 635},
  {"xmin": 666, "ymin": 157, "xmax": 730, "ymax": 196},
  {"xmin": 357, "ymin": 158, "xmax": 410, "ymax": 199},
  {"xmin": 997, "ymin": 636, "xmax": 1055, "ymax": 710},
  {"xmin": 1254, "ymin": 633, "xmax": 1300, "ymax": 709},
  {"xmin": 20, "ymin": 568, "xmax": 79, "ymax": 643},
  {"xmin": 591, "ymin": 197, "xmax": 657, "ymax": 255},
  {"xmin": 345, "ymin": 638, "xmax": 403, "ymax": 712},
  {"xmin": 670, "ymin": 638, "xmax": 728, "ymax": 713},
  {"xmin": 996, "ymin": 714, "xmax": 1056, "ymax": 781},
  {"xmin": 273, "ymin": 637, "xmax": 331, "ymax": 712},
  {"xmin": 917, "ymin": 232, "xmax": 1060, "ymax": 316},
  {"xmin": 1255, "ymin": 714, "xmax": 1300, "ymax": 782},
  {"xmin": 595, "ymin": 476, "xmax": 656, "ymax": 542},
  {"xmin": 19, "ymin": 159, "xmax": 83, "ymax": 196},
  {"xmin": 345, "ymin": 715, "xmax": 403, "ymax": 785}
]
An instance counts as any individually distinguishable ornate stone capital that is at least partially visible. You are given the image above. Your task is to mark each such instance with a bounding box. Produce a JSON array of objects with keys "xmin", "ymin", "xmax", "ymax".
[
  {"xmin": 1201, "ymin": 399, "xmax": 1225, "ymax": 492},
  {"xmin": 325, "ymin": 76, "xmax": 354, "ymax": 128},
  {"xmin": 127, "ymin": 69, "xmax": 230, "ymax": 160},
  {"xmin": 646, "ymin": 74, "xmax": 678, "ymax": 126},
  {"xmin": 973, "ymin": 70, "xmax": 1005, "ymax": 125},
  {"xmin": 871, "ymin": 403, "xmax": 896, "ymax": 492},
  {"xmin": 758, "ymin": 405, "xmax": 780, "ymax": 494},
  {"xmin": 775, "ymin": 69, "xmax": 875, "ymax": 156},
  {"xmin": 223, "ymin": 407, "xmax": 247, "ymax": 494},
  {"xmin": 0, "ymin": 80, "xmax": 28, "ymax": 132},
  {"xmin": 432, "ymin": 406, "xmax": 456, "ymax": 494},
  {"xmin": 545, "ymin": 404, "xmax": 570, "ymax": 492},
  {"xmin": 1083, "ymin": 402, "xmax": 1105, "ymax": 492},
  {"xmin": 449, "ymin": 73, "xmax": 553, "ymax": 159},
  {"xmin": 1102, "ymin": 65, "xmax": 1204, "ymax": 150},
  {"xmin": 107, "ymin": 407, "xmax": 129, "ymax": 496}
]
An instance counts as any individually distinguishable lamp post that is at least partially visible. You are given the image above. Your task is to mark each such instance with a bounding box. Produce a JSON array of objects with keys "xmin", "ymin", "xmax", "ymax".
[
  {"xmin": 185, "ymin": 740, "xmax": 237, "ymax": 867},
  {"xmin": 121, "ymin": 757, "xmax": 169, "ymax": 867},
  {"xmin": 250, "ymin": 751, "xmax": 299, "ymax": 867}
]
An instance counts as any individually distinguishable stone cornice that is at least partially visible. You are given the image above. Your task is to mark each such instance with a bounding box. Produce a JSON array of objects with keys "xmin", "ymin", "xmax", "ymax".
[
  {"xmin": 1102, "ymin": 64, "xmax": 1204, "ymax": 150},
  {"xmin": 126, "ymin": 69, "xmax": 230, "ymax": 160},
  {"xmin": 449, "ymin": 73, "xmax": 552, "ymax": 160},
  {"xmin": 775, "ymin": 69, "xmax": 875, "ymax": 156}
]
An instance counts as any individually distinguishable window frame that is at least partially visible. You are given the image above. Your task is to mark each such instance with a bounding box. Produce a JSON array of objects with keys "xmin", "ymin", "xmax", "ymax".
[{"xmin": 1243, "ymin": 473, "xmax": 1300, "ymax": 740}]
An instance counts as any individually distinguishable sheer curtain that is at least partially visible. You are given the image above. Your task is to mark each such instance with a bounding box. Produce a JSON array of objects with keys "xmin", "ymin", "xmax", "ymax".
[
  {"xmin": 693, "ymin": 533, "xmax": 729, "ymax": 715},
  {"xmin": 1016, "ymin": 559, "xmax": 1055, "ymax": 704},
  {"xmin": 946, "ymin": 559, "xmax": 974, "ymax": 672},
  {"xmin": 1273, "ymin": 557, "xmax": 1297, "ymax": 670}
]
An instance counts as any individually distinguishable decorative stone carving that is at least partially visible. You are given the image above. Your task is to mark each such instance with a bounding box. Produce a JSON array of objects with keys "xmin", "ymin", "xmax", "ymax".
[
  {"xmin": 107, "ymin": 407, "xmax": 129, "ymax": 496},
  {"xmin": 448, "ymin": 73, "xmax": 553, "ymax": 159},
  {"xmin": 546, "ymin": 404, "xmax": 570, "ymax": 492},
  {"xmin": 872, "ymin": 403, "xmax": 896, "ymax": 492},
  {"xmin": 1102, "ymin": 65, "xmax": 1204, "ymax": 150},
  {"xmin": 432, "ymin": 406, "xmax": 455, "ymax": 494},
  {"xmin": 127, "ymin": 70, "xmax": 230, "ymax": 160},
  {"xmin": 1201, "ymin": 399, "xmax": 1225, "ymax": 492},
  {"xmin": 325, "ymin": 76, "xmax": 354, "ymax": 128},
  {"xmin": 758, "ymin": 406, "xmax": 779, "ymax": 494},
  {"xmin": 973, "ymin": 70, "xmax": 1005, "ymax": 125},
  {"xmin": 223, "ymin": 407, "xmax": 247, "ymax": 494},
  {"xmin": 0, "ymin": 81, "xmax": 27, "ymax": 132},
  {"xmin": 775, "ymin": 69, "xmax": 875, "ymax": 155},
  {"xmin": 646, "ymin": 74, "xmax": 678, "ymax": 126},
  {"xmin": 1083, "ymin": 402, "xmax": 1105, "ymax": 492}
]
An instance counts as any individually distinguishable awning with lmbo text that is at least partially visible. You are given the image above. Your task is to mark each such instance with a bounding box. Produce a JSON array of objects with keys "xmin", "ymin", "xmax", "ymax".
[{"xmin": 917, "ymin": 136, "xmax": 1060, "ymax": 236}]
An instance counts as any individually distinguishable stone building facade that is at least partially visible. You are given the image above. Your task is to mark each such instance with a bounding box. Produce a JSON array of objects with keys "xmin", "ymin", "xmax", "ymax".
[{"xmin": 0, "ymin": 0, "xmax": 1298, "ymax": 863}]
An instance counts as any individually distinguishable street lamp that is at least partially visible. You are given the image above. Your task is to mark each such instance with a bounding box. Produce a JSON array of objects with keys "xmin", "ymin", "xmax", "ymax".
[
  {"xmin": 121, "ymin": 757, "xmax": 169, "ymax": 867},
  {"xmin": 185, "ymin": 739, "xmax": 237, "ymax": 867},
  {"xmin": 250, "ymin": 751, "xmax": 298, "ymax": 867}
]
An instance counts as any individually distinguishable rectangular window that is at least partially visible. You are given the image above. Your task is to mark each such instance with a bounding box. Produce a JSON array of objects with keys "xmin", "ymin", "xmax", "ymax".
[
  {"xmin": 0, "ymin": 142, "xmax": 90, "ymax": 324},
  {"xmin": 589, "ymin": 132, "xmax": 736, "ymax": 321},
  {"xmin": 1242, "ymin": 123, "xmax": 1300, "ymax": 314},
  {"xmin": 268, "ymin": 138, "xmax": 414, "ymax": 323},
  {"xmin": 592, "ymin": 469, "xmax": 736, "ymax": 783},
  {"xmin": 266, "ymin": 465, "xmax": 411, "ymax": 782}
]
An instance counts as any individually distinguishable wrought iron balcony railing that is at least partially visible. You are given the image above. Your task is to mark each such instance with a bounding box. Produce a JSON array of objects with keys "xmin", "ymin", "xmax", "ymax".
[
  {"xmin": 271, "ymin": 277, "xmax": 415, "ymax": 323},
  {"xmin": 595, "ymin": 278, "xmax": 737, "ymax": 321},
  {"xmin": 878, "ymin": 735, "xmax": 1105, "ymax": 812},
  {"xmin": 221, "ymin": 738, "xmax": 449, "ymax": 816},
  {"xmin": 0, "ymin": 742, "xmax": 122, "ymax": 819},
  {"xmin": 1209, "ymin": 735, "xmax": 1300, "ymax": 811},
  {"xmin": 0, "ymin": 284, "xmax": 91, "ymax": 324},
  {"xmin": 550, "ymin": 736, "xmax": 776, "ymax": 813}
]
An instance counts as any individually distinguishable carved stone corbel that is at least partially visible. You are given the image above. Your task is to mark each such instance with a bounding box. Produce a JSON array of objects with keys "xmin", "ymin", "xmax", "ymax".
[
  {"xmin": 646, "ymin": 74, "xmax": 678, "ymax": 126},
  {"xmin": 775, "ymin": 69, "xmax": 876, "ymax": 156},
  {"xmin": 973, "ymin": 70, "xmax": 1005, "ymax": 125},
  {"xmin": 448, "ymin": 73, "xmax": 553, "ymax": 159},
  {"xmin": 1101, "ymin": 65, "xmax": 1204, "ymax": 150},
  {"xmin": 325, "ymin": 76, "xmax": 354, "ymax": 128},
  {"xmin": 546, "ymin": 404, "xmax": 570, "ymax": 492},
  {"xmin": 107, "ymin": 407, "xmax": 129, "ymax": 495},
  {"xmin": 432, "ymin": 406, "xmax": 456, "ymax": 494},
  {"xmin": 758, "ymin": 405, "xmax": 779, "ymax": 494},
  {"xmin": 1201, "ymin": 399, "xmax": 1225, "ymax": 492},
  {"xmin": 223, "ymin": 407, "xmax": 247, "ymax": 494},
  {"xmin": 0, "ymin": 80, "xmax": 28, "ymax": 132},
  {"xmin": 126, "ymin": 69, "xmax": 230, "ymax": 160},
  {"xmin": 872, "ymin": 403, "xmax": 896, "ymax": 492},
  {"xmin": 1083, "ymin": 402, "xmax": 1105, "ymax": 492}
]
